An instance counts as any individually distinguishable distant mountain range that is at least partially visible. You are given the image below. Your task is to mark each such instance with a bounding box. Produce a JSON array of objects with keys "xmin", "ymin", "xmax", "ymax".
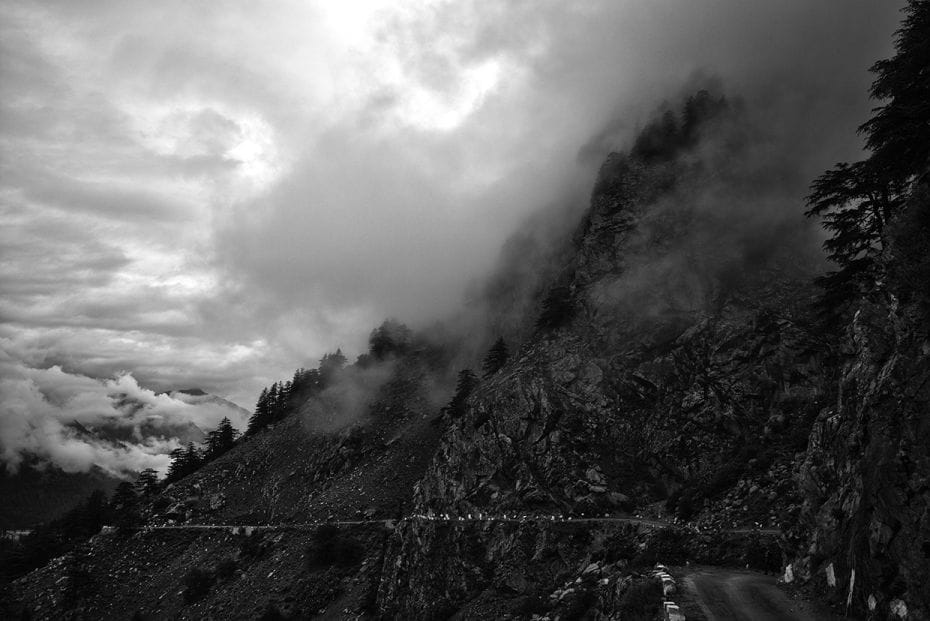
[
  {"xmin": 166, "ymin": 388, "xmax": 251, "ymax": 422},
  {"xmin": 0, "ymin": 389, "xmax": 249, "ymax": 530}
]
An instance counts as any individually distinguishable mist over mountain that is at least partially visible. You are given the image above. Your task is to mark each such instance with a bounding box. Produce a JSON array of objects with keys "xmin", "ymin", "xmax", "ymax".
[
  {"xmin": 0, "ymin": 351, "xmax": 248, "ymax": 477},
  {"xmin": 0, "ymin": 0, "xmax": 901, "ymax": 416},
  {"xmin": 2, "ymin": 2, "xmax": 929, "ymax": 620}
]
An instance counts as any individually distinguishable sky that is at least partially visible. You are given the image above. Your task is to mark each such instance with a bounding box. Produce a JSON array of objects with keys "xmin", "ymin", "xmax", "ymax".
[{"xmin": 0, "ymin": 1, "xmax": 905, "ymax": 474}]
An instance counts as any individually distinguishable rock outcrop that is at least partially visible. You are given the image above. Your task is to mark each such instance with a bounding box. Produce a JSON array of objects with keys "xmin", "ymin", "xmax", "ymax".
[
  {"xmin": 378, "ymin": 107, "xmax": 837, "ymax": 616},
  {"xmin": 796, "ymin": 238, "xmax": 930, "ymax": 616}
]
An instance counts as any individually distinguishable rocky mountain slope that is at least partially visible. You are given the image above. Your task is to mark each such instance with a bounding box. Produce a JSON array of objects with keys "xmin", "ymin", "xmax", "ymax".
[
  {"xmin": 4, "ymin": 79, "xmax": 928, "ymax": 619},
  {"xmin": 3, "ymin": 352, "xmax": 453, "ymax": 619},
  {"xmin": 794, "ymin": 204, "xmax": 930, "ymax": 617},
  {"xmin": 376, "ymin": 97, "xmax": 836, "ymax": 618}
]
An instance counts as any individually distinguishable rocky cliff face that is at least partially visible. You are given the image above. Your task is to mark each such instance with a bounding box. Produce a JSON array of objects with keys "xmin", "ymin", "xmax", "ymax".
[
  {"xmin": 379, "ymin": 112, "xmax": 930, "ymax": 618},
  {"xmin": 796, "ymin": 191, "xmax": 930, "ymax": 618},
  {"xmin": 377, "ymin": 129, "xmax": 839, "ymax": 616},
  {"xmin": 7, "ymin": 96, "xmax": 928, "ymax": 621}
]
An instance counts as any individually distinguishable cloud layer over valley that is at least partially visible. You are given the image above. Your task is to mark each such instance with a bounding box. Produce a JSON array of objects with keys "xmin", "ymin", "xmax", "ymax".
[{"xmin": 0, "ymin": 347, "xmax": 249, "ymax": 476}]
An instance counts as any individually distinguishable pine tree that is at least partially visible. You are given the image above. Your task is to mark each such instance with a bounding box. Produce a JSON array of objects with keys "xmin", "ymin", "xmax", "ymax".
[
  {"xmin": 165, "ymin": 447, "xmax": 187, "ymax": 482},
  {"xmin": 860, "ymin": 1, "xmax": 930, "ymax": 182},
  {"xmin": 247, "ymin": 387, "xmax": 270, "ymax": 435},
  {"xmin": 481, "ymin": 337, "xmax": 509, "ymax": 378},
  {"xmin": 278, "ymin": 381, "xmax": 293, "ymax": 416},
  {"xmin": 165, "ymin": 443, "xmax": 202, "ymax": 483},
  {"xmin": 319, "ymin": 349, "xmax": 347, "ymax": 386},
  {"xmin": 368, "ymin": 319, "xmax": 412, "ymax": 360},
  {"xmin": 268, "ymin": 382, "xmax": 281, "ymax": 414},
  {"xmin": 216, "ymin": 417, "xmax": 238, "ymax": 450},
  {"xmin": 184, "ymin": 442, "xmax": 201, "ymax": 472},
  {"xmin": 805, "ymin": 0, "xmax": 930, "ymax": 316},
  {"xmin": 296, "ymin": 367, "xmax": 321, "ymax": 394},
  {"xmin": 443, "ymin": 369, "xmax": 480, "ymax": 419},
  {"xmin": 205, "ymin": 417, "xmax": 239, "ymax": 460},
  {"xmin": 291, "ymin": 367, "xmax": 308, "ymax": 391},
  {"xmin": 632, "ymin": 109, "xmax": 680, "ymax": 162},
  {"xmin": 111, "ymin": 482, "xmax": 140, "ymax": 529},
  {"xmin": 135, "ymin": 468, "xmax": 160, "ymax": 496},
  {"xmin": 681, "ymin": 90, "xmax": 729, "ymax": 145},
  {"xmin": 111, "ymin": 482, "xmax": 137, "ymax": 510}
]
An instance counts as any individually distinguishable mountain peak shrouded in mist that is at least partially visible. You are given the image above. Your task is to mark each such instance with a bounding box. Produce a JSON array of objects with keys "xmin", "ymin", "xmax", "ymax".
[
  {"xmin": 174, "ymin": 388, "xmax": 208, "ymax": 397},
  {"xmin": 0, "ymin": 1, "xmax": 904, "ymax": 429},
  {"xmin": 2, "ymin": 2, "xmax": 928, "ymax": 620}
]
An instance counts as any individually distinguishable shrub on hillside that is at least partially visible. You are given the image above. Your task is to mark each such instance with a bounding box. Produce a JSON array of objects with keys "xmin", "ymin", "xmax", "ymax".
[
  {"xmin": 536, "ymin": 286, "xmax": 576, "ymax": 331},
  {"xmin": 238, "ymin": 532, "xmax": 268, "ymax": 560},
  {"xmin": 743, "ymin": 534, "xmax": 782, "ymax": 573},
  {"xmin": 510, "ymin": 592, "xmax": 549, "ymax": 617},
  {"xmin": 257, "ymin": 603, "xmax": 287, "ymax": 620},
  {"xmin": 617, "ymin": 577, "xmax": 662, "ymax": 621},
  {"xmin": 182, "ymin": 567, "xmax": 213, "ymax": 603},
  {"xmin": 558, "ymin": 585, "xmax": 598, "ymax": 621},
  {"xmin": 601, "ymin": 529, "xmax": 640, "ymax": 563},
  {"xmin": 61, "ymin": 555, "xmax": 95, "ymax": 610},
  {"xmin": 633, "ymin": 528, "xmax": 691, "ymax": 567},
  {"xmin": 305, "ymin": 524, "xmax": 363, "ymax": 569},
  {"xmin": 214, "ymin": 557, "xmax": 238, "ymax": 581}
]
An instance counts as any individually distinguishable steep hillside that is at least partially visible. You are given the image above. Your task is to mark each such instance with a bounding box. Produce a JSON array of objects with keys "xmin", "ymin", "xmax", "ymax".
[
  {"xmin": 793, "ymin": 189, "xmax": 930, "ymax": 617},
  {"xmin": 5, "ymin": 77, "xmax": 929, "ymax": 620},
  {"xmin": 3, "ymin": 355, "xmax": 451, "ymax": 619},
  {"xmin": 0, "ymin": 463, "xmax": 120, "ymax": 531},
  {"xmin": 377, "ymin": 100, "xmax": 835, "ymax": 618}
]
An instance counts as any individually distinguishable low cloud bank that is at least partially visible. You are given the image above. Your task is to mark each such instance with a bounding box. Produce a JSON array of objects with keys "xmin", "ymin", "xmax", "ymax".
[{"xmin": 0, "ymin": 348, "xmax": 249, "ymax": 477}]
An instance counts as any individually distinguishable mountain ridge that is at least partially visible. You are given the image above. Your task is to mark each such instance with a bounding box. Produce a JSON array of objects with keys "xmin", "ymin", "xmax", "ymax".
[{"xmin": 4, "ymin": 79, "xmax": 929, "ymax": 619}]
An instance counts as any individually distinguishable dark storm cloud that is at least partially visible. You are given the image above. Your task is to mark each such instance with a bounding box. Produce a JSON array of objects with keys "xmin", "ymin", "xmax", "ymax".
[
  {"xmin": 217, "ymin": 0, "xmax": 902, "ymax": 335},
  {"xmin": 0, "ymin": 0, "xmax": 905, "ymax": 474}
]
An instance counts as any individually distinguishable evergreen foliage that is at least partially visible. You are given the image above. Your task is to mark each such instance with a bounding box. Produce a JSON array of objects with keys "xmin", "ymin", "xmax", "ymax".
[
  {"xmin": 204, "ymin": 417, "xmax": 238, "ymax": 460},
  {"xmin": 247, "ymin": 387, "xmax": 271, "ymax": 435},
  {"xmin": 806, "ymin": 0, "xmax": 930, "ymax": 316},
  {"xmin": 165, "ymin": 442, "xmax": 202, "ymax": 484},
  {"xmin": 257, "ymin": 603, "xmax": 287, "ymax": 621},
  {"xmin": 861, "ymin": 1, "xmax": 930, "ymax": 181},
  {"xmin": 182, "ymin": 567, "xmax": 213, "ymax": 603},
  {"xmin": 110, "ymin": 482, "xmax": 141, "ymax": 529},
  {"xmin": 442, "ymin": 369, "xmax": 480, "ymax": 419},
  {"xmin": 214, "ymin": 557, "xmax": 238, "ymax": 581},
  {"xmin": 135, "ymin": 468, "xmax": 160, "ymax": 496},
  {"xmin": 481, "ymin": 337, "xmax": 509, "ymax": 378},
  {"xmin": 536, "ymin": 286, "xmax": 577, "ymax": 332},
  {"xmin": 368, "ymin": 319, "xmax": 412, "ymax": 361},
  {"xmin": 304, "ymin": 524, "xmax": 363, "ymax": 568},
  {"xmin": 111, "ymin": 481, "xmax": 137, "ymax": 509},
  {"xmin": 318, "ymin": 349, "xmax": 347, "ymax": 385},
  {"xmin": 0, "ymin": 491, "xmax": 112, "ymax": 584},
  {"xmin": 246, "ymin": 350, "xmax": 346, "ymax": 435},
  {"xmin": 162, "ymin": 415, "xmax": 243, "ymax": 484},
  {"xmin": 631, "ymin": 90, "xmax": 729, "ymax": 163}
]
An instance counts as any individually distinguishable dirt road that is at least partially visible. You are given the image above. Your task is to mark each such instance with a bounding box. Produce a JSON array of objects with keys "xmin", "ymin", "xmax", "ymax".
[
  {"xmin": 680, "ymin": 566, "xmax": 847, "ymax": 621},
  {"xmin": 133, "ymin": 515, "xmax": 778, "ymax": 534}
]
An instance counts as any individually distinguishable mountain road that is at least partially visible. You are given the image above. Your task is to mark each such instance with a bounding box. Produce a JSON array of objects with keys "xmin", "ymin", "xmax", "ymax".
[{"xmin": 678, "ymin": 566, "xmax": 849, "ymax": 621}]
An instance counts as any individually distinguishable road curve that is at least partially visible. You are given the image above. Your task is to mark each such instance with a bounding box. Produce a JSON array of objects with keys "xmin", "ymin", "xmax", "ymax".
[{"xmin": 680, "ymin": 566, "xmax": 842, "ymax": 621}]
